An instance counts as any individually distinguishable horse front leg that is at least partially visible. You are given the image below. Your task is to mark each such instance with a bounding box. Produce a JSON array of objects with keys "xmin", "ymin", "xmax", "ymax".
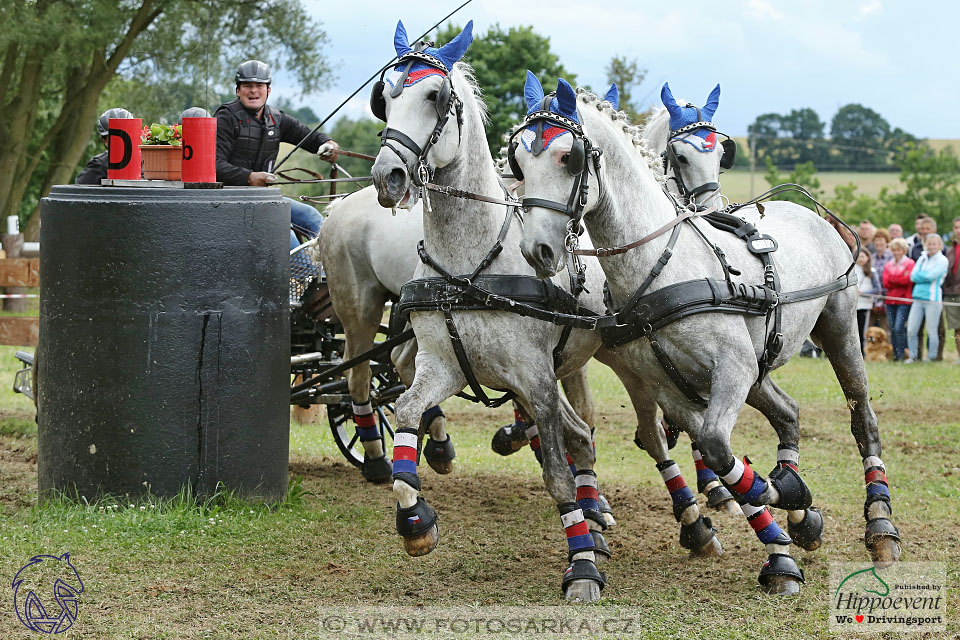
[
  {"xmin": 524, "ymin": 382, "xmax": 606, "ymax": 603},
  {"xmin": 746, "ymin": 377, "xmax": 823, "ymax": 552},
  {"xmin": 392, "ymin": 333, "xmax": 456, "ymax": 475},
  {"xmin": 391, "ymin": 353, "xmax": 464, "ymax": 557},
  {"xmin": 695, "ymin": 357, "xmax": 804, "ymax": 596},
  {"xmin": 598, "ymin": 349, "xmax": 723, "ymax": 556}
]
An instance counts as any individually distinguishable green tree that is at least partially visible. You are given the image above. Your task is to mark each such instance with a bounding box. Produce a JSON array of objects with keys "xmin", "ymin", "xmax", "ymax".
[
  {"xmin": 605, "ymin": 56, "xmax": 647, "ymax": 123},
  {"xmin": 2, "ymin": 0, "xmax": 331, "ymax": 240},
  {"xmin": 880, "ymin": 143, "xmax": 960, "ymax": 232},
  {"xmin": 748, "ymin": 109, "xmax": 825, "ymax": 168},
  {"xmin": 762, "ymin": 157, "xmax": 823, "ymax": 210},
  {"xmin": 436, "ymin": 23, "xmax": 575, "ymax": 153},
  {"xmin": 829, "ymin": 103, "xmax": 890, "ymax": 170}
]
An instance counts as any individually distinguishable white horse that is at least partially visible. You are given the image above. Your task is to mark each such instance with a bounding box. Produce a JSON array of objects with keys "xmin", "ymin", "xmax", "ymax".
[
  {"xmin": 362, "ymin": 21, "xmax": 733, "ymax": 602},
  {"xmin": 513, "ymin": 72, "xmax": 900, "ymax": 595}
]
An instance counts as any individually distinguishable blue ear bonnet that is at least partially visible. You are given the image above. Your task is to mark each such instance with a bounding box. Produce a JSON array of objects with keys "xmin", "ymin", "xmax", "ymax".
[
  {"xmin": 661, "ymin": 82, "xmax": 721, "ymax": 153},
  {"xmin": 520, "ymin": 72, "xmax": 581, "ymax": 152},
  {"xmin": 390, "ymin": 20, "xmax": 474, "ymax": 83}
]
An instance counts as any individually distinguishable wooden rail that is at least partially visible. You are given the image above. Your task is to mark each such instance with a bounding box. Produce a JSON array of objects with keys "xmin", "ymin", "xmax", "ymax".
[{"xmin": 0, "ymin": 257, "xmax": 39, "ymax": 346}]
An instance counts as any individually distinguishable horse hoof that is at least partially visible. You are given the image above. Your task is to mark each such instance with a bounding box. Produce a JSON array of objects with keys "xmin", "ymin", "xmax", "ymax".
[
  {"xmin": 423, "ymin": 437, "xmax": 455, "ymax": 475},
  {"xmin": 706, "ymin": 485, "xmax": 742, "ymax": 516},
  {"xmin": 564, "ymin": 580, "xmax": 602, "ymax": 603},
  {"xmin": 691, "ymin": 535, "xmax": 723, "ymax": 559},
  {"xmin": 426, "ymin": 458, "xmax": 453, "ymax": 475},
  {"xmin": 869, "ymin": 536, "xmax": 901, "ymax": 569},
  {"xmin": 361, "ymin": 455, "xmax": 392, "ymax": 484},
  {"xmin": 402, "ymin": 523, "xmax": 439, "ymax": 557},
  {"xmin": 597, "ymin": 494, "xmax": 617, "ymax": 528},
  {"xmin": 788, "ymin": 507, "xmax": 824, "ymax": 552},
  {"xmin": 761, "ymin": 575, "xmax": 802, "ymax": 596},
  {"xmin": 490, "ymin": 423, "xmax": 529, "ymax": 456}
]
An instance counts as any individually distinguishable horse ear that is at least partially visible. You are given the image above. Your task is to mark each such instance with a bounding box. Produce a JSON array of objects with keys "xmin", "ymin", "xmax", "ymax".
[
  {"xmin": 394, "ymin": 20, "xmax": 412, "ymax": 58},
  {"xmin": 524, "ymin": 70, "xmax": 545, "ymax": 114},
  {"xmin": 703, "ymin": 84, "xmax": 720, "ymax": 121},
  {"xmin": 436, "ymin": 20, "xmax": 474, "ymax": 70},
  {"xmin": 604, "ymin": 83, "xmax": 619, "ymax": 110},
  {"xmin": 556, "ymin": 78, "xmax": 577, "ymax": 120},
  {"xmin": 661, "ymin": 82, "xmax": 681, "ymax": 117}
]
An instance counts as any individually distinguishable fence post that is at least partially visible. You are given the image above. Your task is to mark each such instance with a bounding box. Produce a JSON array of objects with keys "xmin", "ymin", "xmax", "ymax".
[{"xmin": 2, "ymin": 215, "xmax": 25, "ymax": 312}]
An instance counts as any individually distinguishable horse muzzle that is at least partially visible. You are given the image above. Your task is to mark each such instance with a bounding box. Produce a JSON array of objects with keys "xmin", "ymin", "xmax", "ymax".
[
  {"xmin": 520, "ymin": 238, "xmax": 560, "ymax": 279},
  {"xmin": 371, "ymin": 153, "xmax": 413, "ymax": 209}
]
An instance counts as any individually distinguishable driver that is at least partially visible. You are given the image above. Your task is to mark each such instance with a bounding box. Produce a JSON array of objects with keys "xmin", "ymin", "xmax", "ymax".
[
  {"xmin": 76, "ymin": 108, "xmax": 136, "ymax": 184},
  {"xmin": 215, "ymin": 60, "xmax": 339, "ymax": 250}
]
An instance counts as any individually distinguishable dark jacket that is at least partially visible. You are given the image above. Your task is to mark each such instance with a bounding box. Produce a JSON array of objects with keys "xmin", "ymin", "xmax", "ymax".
[
  {"xmin": 214, "ymin": 100, "xmax": 331, "ymax": 186},
  {"xmin": 75, "ymin": 151, "xmax": 108, "ymax": 185},
  {"xmin": 944, "ymin": 239, "xmax": 960, "ymax": 296}
]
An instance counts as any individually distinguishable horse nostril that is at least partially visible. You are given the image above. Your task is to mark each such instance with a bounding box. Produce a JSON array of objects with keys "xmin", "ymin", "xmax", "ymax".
[
  {"xmin": 536, "ymin": 243, "xmax": 554, "ymax": 270},
  {"xmin": 387, "ymin": 167, "xmax": 406, "ymax": 193}
]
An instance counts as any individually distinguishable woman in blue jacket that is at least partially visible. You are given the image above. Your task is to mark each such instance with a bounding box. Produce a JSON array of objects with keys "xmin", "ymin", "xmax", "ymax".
[{"xmin": 906, "ymin": 233, "xmax": 949, "ymax": 362}]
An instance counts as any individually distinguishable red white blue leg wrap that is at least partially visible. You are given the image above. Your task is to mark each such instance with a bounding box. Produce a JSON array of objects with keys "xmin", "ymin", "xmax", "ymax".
[
  {"xmin": 863, "ymin": 455, "xmax": 891, "ymax": 512},
  {"xmin": 720, "ymin": 456, "xmax": 768, "ymax": 505},
  {"xmin": 391, "ymin": 428, "xmax": 421, "ymax": 489},
  {"xmin": 352, "ymin": 401, "xmax": 379, "ymax": 442},
  {"xmin": 559, "ymin": 502, "xmax": 595, "ymax": 557},
  {"xmin": 657, "ymin": 459, "xmax": 697, "ymax": 521},
  {"xmin": 691, "ymin": 444, "xmax": 720, "ymax": 492},
  {"xmin": 526, "ymin": 424, "xmax": 543, "ymax": 465},
  {"xmin": 741, "ymin": 503, "xmax": 790, "ymax": 545}
]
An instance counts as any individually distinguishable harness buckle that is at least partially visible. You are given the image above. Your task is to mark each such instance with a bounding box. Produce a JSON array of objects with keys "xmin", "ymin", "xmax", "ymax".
[{"xmin": 440, "ymin": 301, "xmax": 452, "ymax": 313}]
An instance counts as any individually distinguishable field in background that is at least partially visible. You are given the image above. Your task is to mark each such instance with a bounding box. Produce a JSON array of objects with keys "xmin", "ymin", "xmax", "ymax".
[
  {"xmin": 0, "ymin": 343, "xmax": 958, "ymax": 638},
  {"xmin": 721, "ymin": 169, "xmax": 903, "ymax": 203}
]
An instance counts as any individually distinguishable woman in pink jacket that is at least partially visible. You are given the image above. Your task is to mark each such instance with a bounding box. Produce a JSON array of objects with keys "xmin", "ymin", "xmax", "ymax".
[{"xmin": 882, "ymin": 237, "xmax": 915, "ymax": 361}]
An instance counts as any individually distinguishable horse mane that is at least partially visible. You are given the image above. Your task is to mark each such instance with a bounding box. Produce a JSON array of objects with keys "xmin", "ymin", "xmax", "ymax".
[
  {"xmin": 574, "ymin": 87, "xmax": 666, "ymax": 184},
  {"xmin": 452, "ymin": 61, "xmax": 488, "ymax": 125}
]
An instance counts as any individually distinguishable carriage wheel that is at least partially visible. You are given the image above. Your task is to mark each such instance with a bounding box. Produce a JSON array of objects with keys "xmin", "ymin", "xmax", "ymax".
[{"xmin": 327, "ymin": 367, "xmax": 399, "ymax": 468}]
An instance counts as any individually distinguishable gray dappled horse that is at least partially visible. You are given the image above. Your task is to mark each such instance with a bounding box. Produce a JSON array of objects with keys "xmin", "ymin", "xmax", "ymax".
[
  {"xmin": 513, "ymin": 71, "xmax": 900, "ymax": 595},
  {"xmin": 365, "ymin": 20, "xmax": 727, "ymax": 602}
]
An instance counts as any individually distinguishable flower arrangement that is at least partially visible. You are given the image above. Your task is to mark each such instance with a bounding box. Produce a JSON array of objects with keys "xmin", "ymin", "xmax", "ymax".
[{"xmin": 140, "ymin": 123, "xmax": 182, "ymax": 146}]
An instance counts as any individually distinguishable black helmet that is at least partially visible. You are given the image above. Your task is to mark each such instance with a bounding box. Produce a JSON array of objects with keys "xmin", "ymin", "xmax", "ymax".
[
  {"xmin": 235, "ymin": 60, "xmax": 271, "ymax": 85},
  {"xmin": 97, "ymin": 107, "xmax": 133, "ymax": 138},
  {"xmin": 178, "ymin": 106, "xmax": 211, "ymax": 123}
]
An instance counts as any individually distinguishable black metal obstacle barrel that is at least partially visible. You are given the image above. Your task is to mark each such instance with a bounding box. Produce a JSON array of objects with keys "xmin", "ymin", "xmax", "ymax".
[{"xmin": 37, "ymin": 185, "xmax": 290, "ymax": 501}]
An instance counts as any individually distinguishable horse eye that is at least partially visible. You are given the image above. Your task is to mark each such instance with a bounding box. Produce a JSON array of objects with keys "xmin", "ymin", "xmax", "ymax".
[
  {"xmin": 427, "ymin": 90, "xmax": 439, "ymax": 102},
  {"xmin": 677, "ymin": 155, "xmax": 689, "ymax": 165},
  {"xmin": 561, "ymin": 153, "xmax": 570, "ymax": 164}
]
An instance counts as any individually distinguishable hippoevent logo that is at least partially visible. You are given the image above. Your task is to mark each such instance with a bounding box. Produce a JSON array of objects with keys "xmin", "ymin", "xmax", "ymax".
[
  {"xmin": 11, "ymin": 553, "xmax": 84, "ymax": 634},
  {"xmin": 830, "ymin": 562, "xmax": 945, "ymax": 633}
]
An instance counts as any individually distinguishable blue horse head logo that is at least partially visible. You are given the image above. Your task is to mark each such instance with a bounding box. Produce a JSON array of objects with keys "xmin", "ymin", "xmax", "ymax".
[{"xmin": 12, "ymin": 553, "xmax": 84, "ymax": 634}]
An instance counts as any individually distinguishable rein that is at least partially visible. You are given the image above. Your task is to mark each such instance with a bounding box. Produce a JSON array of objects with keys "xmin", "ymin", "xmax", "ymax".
[{"xmin": 574, "ymin": 206, "xmax": 713, "ymax": 257}]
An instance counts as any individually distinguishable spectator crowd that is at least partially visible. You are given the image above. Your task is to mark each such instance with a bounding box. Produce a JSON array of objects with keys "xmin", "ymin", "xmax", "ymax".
[{"xmin": 854, "ymin": 214, "xmax": 960, "ymax": 363}]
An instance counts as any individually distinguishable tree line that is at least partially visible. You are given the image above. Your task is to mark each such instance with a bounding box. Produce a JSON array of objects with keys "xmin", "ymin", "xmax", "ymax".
[{"xmin": 747, "ymin": 105, "xmax": 919, "ymax": 172}]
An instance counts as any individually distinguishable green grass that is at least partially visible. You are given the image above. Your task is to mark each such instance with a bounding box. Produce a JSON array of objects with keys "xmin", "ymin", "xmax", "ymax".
[{"xmin": 0, "ymin": 344, "xmax": 957, "ymax": 638}]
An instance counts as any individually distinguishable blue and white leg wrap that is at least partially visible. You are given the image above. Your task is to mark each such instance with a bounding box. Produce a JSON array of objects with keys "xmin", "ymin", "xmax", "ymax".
[
  {"xmin": 352, "ymin": 401, "xmax": 379, "ymax": 442},
  {"xmin": 863, "ymin": 455, "xmax": 891, "ymax": 517},
  {"xmin": 575, "ymin": 470, "xmax": 602, "ymax": 525},
  {"xmin": 720, "ymin": 456, "xmax": 768, "ymax": 504}
]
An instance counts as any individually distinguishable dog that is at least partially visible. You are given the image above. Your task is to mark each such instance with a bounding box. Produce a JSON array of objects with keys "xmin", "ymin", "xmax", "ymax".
[{"xmin": 865, "ymin": 326, "xmax": 894, "ymax": 362}]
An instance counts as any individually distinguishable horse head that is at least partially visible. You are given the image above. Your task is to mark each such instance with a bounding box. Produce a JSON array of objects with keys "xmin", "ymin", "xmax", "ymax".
[
  {"xmin": 659, "ymin": 82, "xmax": 735, "ymax": 207},
  {"xmin": 512, "ymin": 71, "xmax": 607, "ymax": 278},
  {"xmin": 370, "ymin": 20, "xmax": 474, "ymax": 208}
]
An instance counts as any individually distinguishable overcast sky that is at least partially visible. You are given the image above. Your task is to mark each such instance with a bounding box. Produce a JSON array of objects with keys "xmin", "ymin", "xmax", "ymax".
[{"xmin": 268, "ymin": 0, "xmax": 959, "ymax": 139}]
